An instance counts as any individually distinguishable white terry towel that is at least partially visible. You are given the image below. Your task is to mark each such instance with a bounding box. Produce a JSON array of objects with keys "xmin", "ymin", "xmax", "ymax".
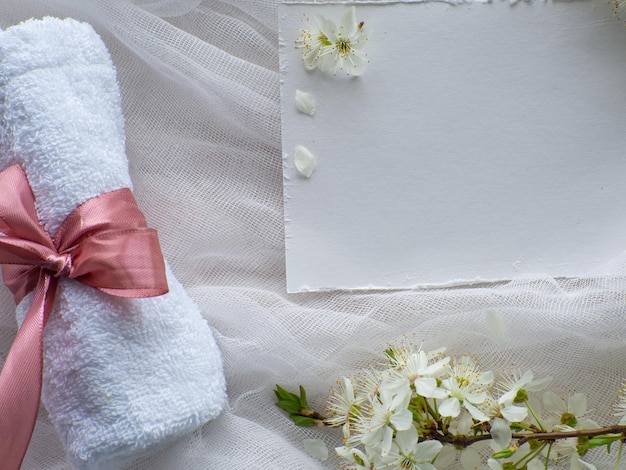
[{"xmin": 0, "ymin": 17, "xmax": 227, "ymax": 469}]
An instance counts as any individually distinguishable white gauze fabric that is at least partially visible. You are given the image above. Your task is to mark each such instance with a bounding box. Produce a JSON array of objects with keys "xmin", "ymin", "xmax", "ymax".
[
  {"xmin": 0, "ymin": 1, "xmax": 624, "ymax": 470},
  {"xmin": 0, "ymin": 16, "xmax": 226, "ymax": 470}
]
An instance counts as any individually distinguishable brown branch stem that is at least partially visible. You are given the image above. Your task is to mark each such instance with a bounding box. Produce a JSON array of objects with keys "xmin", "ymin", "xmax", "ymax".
[
  {"xmin": 426, "ymin": 425, "xmax": 626, "ymax": 448},
  {"xmin": 512, "ymin": 425, "xmax": 626, "ymax": 442}
]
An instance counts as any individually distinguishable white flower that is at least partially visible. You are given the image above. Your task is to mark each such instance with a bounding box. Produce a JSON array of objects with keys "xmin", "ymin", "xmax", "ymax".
[
  {"xmin": 360, "ymin": 386, "xmax": 413, "ymax": 456},
  {"xmin": 295, "ymin": 89, "xmax": 315, "ymax": 116},
  {"xmin": 382, "ymin": 426, "xmax": 443, "ymax": 470},
  {"xmin": 439, "ymin": 356, "xmax": 494, "ymax": 422},
  {"xmin": 496, "ymin": 370, "xmax": 552, "ymax": 405},
  {"xmin": 435, "ymin": 440, "xmax": 489, "ymax": 470},
  {"xmin": 543, "ymin": 391, "xmax": 598, "ymax": 430},
  {"xmin": 433, "ymin": 409, "xmax": 489, "ymax": 468},
  {"xmin": 389, "ymin": 348, "xmax": 449, "ymax": 399},
  {"xmin": 296, "ymin": 7, "xmax": 369, "ymax": 76},
  {"xmin": 354, "ymin": 369, "xmax": 385, "ymax": 402},
  {"xmin": 294, "ymin": 145, "xmax": 317, "ymax": 177},
  {"xmin": 546, "ymin": 429, "xmax": 597, "ymax": 470},
  {"xmin": 336, "ymin": 445, "xmax": 376, "ymax": 470},
  {"xmin": 325, "ymin": 377, "xmax": 364, "ymax": 439},
  {"xmin": 295, "ymin": 15, "xmax": 331, "ymax": 71},
  {"xmin": 480, "ymin": 393, "xmax": 528, "ymax": 424}
]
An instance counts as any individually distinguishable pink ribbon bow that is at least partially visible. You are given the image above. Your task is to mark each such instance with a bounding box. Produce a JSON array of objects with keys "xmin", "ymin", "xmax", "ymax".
[{"xmin": 0, "ymin": 164, "xmax": 169, "ymax": 469}]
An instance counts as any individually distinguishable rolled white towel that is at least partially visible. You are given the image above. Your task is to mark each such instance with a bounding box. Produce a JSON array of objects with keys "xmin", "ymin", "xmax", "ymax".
[{"xmin": 0, "ymin": 17, "xmax": 226, "ymax": 470}]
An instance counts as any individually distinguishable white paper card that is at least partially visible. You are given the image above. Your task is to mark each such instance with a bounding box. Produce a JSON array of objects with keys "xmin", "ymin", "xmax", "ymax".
[{"xmin": 279, "ymin": 0, "xmax": 626, "ymax": 293}]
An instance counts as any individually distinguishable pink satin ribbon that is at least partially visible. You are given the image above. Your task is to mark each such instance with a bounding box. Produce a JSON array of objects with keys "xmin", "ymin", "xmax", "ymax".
[{"xmin": 0, "ymin": 164, "xmax": 169, "ymax": 469}]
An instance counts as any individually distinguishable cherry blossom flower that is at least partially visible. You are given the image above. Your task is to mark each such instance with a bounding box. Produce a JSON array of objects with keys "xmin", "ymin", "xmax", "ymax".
[
  {"xmin": 387, "ymin": 348, "xmax": 449, "ymax": 399},
  {"xmin": 359, "ymin": 386, "xmax": 413, "ymax": 456},
  {"xmin": 543, "ymin": 391, "xmax": 598, "ymax": 431},
  {"xmin": 439, "ymin": 356, "xmax": 494, "ymax": 422},
  {"xmin": 496, "ymin": 370, "xmax": 551, "ymax": 406},
  {"xmin": 325, "ymin": 377, "xmax": 364, "ymax": 439},
  {"xmin": 382, "ymin": 426, "xmax": 443, "ymax": 470},
  {"xmin": 296, "ymin": 7, "xmax": 369, "ymax": 76}
]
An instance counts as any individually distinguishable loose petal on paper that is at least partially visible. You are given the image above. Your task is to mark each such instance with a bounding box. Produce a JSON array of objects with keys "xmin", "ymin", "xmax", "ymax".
[
  {"xmin": 302, "ymin": 438, "xmax": 329, "ymax": 460},
  {"xmin": 294, "ymin": 145, "xmax": 317, "ymax": 178},
  {"xmin": 295, "ymin": 89, "xmax": 315, "ymax": 116}
]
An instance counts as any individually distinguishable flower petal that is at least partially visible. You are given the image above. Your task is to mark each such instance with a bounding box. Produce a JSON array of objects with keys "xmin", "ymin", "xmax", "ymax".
[
  {"xmin": 543, "ymin": 391, "xmax": 566, "ymax": 414},
  {"xmin": 415, "ymin": 440, "xmax": 444, "ymax": 461},
  {"xmin": 435, "ymin": 446, "xmax": 456, "ymax": 468},
  {"xmin": 568, "ymin": 393, "xmax": 587, "ymax": 417},
  {"xmin": 339, "ymin": 6, "xmax": 358, "ymax": 39},
  {"xmin": 464, "ymin": 401, "xmax": 489, "ymax": 422},
  {"xmin": 303, "ymin": 439, "xmax": 328, "ymax": 461},
  {"xmin": 295, "ymin": 90, "xmax": 315, "ymax": 116},
  {"xmin": 381, "ymin": 425, "xmax": 394, "ymax": 457},
  {"xmin": 391, "ymin": 407, "xmax": 414, "ymax": 431},
  {"xmin": 486, "ymin": 309, "xmax": 507, "ymax": 341},
  {"xmin": 415, "ymin": 377, "xmax": 447, "ymax": 399},
  {"xmin": 395, "ymin": 426, "xmax": 418, "ymax": 453},
  {"xmin": 490, "ymin": 417, "xmax": 512, "ymax": 450},
  {"xmin": 315, "ymin": 14, "xmax": 337, "ymax": 42},
  {"xmin": 460, "ymin": 447, "xmax": 482, "ymax": 470},
  {"xmin": 501, "ymin": 404, "xmax": 528, "ymax": 423},
  {"xmin": 345, "ymin": 54, "xmax": 364, "ymax": 77},
  {"xmin": 527, "ymin": 375, "xmax": 553, "ymax": 392},
  {"xmin": 303, "ymin": 48, "xmax": 320, "ymax": 70},
  {"xmin": 439, "ymin": 397, "xmax": 461, "ymax": 418},
  {"xmin": 294, "ymin": 145, "xmax": 317, "ymax": 178},
  {"xmin": 527, "ymin": 459, "xmax": 545, "ymax": 470}
]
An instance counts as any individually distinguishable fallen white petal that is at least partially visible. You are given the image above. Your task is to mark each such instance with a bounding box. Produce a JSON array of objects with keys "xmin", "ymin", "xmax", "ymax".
[
  {"xmin": 295, "ymin": 89, "xmax": 316, "ymax": 116},
  {"xmin": 485, "ymin": 309, "xmax": 507, "ymax": 342},
  {"xmin": 303, "ymin": 438, "xmax": 328, "ymax": 461},
  {"xmin": 294, "ymin": 145, "xmax": 317, "ymax": 178}
]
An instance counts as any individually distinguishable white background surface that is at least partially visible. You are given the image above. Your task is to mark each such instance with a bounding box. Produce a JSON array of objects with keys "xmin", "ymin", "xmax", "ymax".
[{"xmin": 281, "ymin": 1, "xmax": 626, "ymax": 292}]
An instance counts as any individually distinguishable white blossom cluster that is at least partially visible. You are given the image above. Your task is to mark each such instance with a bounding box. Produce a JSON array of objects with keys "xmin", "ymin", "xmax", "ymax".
[
  {"xmin": 295, "ymin": 7, "xmax": 369, "ymax": 76},
  {"xmin": 321, "ymin": 344, "xmax": 612, "ymax": 470}
]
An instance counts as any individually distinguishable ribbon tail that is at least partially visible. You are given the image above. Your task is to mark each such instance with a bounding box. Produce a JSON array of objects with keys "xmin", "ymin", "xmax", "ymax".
[{"xmin": 0, "ymin": 272, "xmax": 56, "ymax": 469}]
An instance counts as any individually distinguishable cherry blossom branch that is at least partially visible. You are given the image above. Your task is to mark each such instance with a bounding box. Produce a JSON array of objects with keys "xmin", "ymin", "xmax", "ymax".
[{"xmin": 425, "ymin": 425, "xmax": 626, "ymax": 448}]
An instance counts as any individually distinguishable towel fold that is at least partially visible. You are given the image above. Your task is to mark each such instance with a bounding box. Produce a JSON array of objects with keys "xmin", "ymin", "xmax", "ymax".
[{"xmin": 0, "ymin": 17, "xmax": 226, "ymax": 470}]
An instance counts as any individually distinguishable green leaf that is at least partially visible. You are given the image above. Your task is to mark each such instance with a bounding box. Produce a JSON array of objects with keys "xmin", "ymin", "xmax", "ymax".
[
  {"xmin": 275, "ymin": 400, "xmax": 302, "ymax": 415},
  {"xmin": 492, "ymin": 448, "xmax": 515, "ymax": 459},
  {"xmin": 299, "ymin": 385, "xmax": 309, "ymax": 408},
  {"xmin": 292, "ymin": 415, "xmax": 316, "ymax": 427},
  {"xmin": 588, "ymin": 434, "xmax": 622, "ymax": 450},
  {"xmin": 274, "ymin": 384, "xmax": 296, "ymax": 401}
]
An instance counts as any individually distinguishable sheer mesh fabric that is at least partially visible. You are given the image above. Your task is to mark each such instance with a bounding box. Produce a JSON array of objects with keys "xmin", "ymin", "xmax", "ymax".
[{"xmin": 0, "ymin": 1, "xmax": 624, "ymax": 468}]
